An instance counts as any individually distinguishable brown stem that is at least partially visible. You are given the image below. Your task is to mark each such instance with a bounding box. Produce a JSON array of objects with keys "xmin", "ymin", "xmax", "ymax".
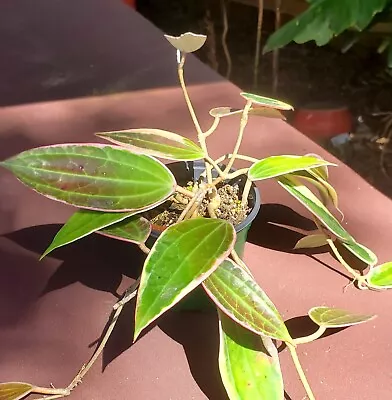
[
  {"xmin": 253, "ymin": 0, "xmax": 264, "ymax": 89},
  {"xmin": 176, "ymin": 185, "xmax": 195, "ymax": 198},
  {"xmin": 224, "ymin": 100, "xmax": 252, "ymax": 174},
  {"xmin": 272, "ymin": 0, "xmax": 281, "ymax": 94},
  {"xmin": 178, "ymin": 53, "xmax": 213, "ymax": 185}
]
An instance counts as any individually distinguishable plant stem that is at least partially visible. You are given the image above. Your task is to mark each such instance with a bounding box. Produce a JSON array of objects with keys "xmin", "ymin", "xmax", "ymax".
[
  {"xmin": 138, "ymin": 243, "xmax": 150, "ymax": 255},
  {"xmin": 293, "ymin": 326, "xmax": 327, "ymax": 345},
  {"xmin": 34, "ymin": 282, "xmax": 140, "ymax": 400},
  {"xmin": 205, "ymin": 155, "xmax": 226, "ymax": 178},
  {"xmin": 214, "ymin": 153, "xmax": 259, "ymax": 164},
  {"xmin": 326, "ymin": 239, "xmax": 367, "ymax": 288},
  {"xmin": 177, "ymin": 187, "xmax": 207, "ymax": 223},
  {"xmin": 178, "ymin": 53, "xmax": 213, "ymax": 185},
  {"xmin": 204, "ymin": 116, "xmax": 220, "ymax": 137},
  {"xmin": 241, "ymin": 177, "xmax": 253, "ymax": 207},
  {"xmin": 287, "ymin": 343, "xmax": 316, "ymax": 400},
  {"xmin": 224, "ymin": 100, "xmax": 253, "ymax": 174},
  {"xmin": 221, "ymin": 0, "xmax": 232, "ymax": 79},
  {"xmin": 176, "ymin": 185, "xmax": 195, "ymax": 198},
  {"xmin": 253, "ymin": 0, "xmax": 264, "ymax": 89},
  {"xmin": 231, "ymin": 249, "xmax": 253, "ymax": 275},
  {"xmin": 113, "ymin": 278, "xmax": 140, "ymax": 310}
]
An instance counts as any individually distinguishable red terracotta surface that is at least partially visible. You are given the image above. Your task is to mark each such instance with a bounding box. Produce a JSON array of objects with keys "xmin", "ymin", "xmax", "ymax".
[{"xmin": 1, "ymin": 1, "xmax": 392, "ymax": 400}]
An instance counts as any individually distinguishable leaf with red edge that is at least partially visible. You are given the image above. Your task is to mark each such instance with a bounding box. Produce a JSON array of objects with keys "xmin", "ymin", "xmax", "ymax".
[
  {"xmin": 98, "ymin": 215, "xmax": 151, "ymax": 244},
  {"xmin": 96, "ymin": 129, "xmax": 204, "ymax": 161},
  {"xmin": 134, "ymin": 218, "xmax": 236, "ymax": 340},
  {"xmin": 0, "ymin": 144, "xmax": 176, "ymax": 212},
  {"xmin": 203, "ymin": 259, "xmax": 292, "ymax": 343}
]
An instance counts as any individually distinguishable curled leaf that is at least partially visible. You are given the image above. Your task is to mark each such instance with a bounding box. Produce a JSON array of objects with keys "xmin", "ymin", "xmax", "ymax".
[
  {"xmin": 209, "ymin": 107, "xmax": 243, "ymax": 118},
  {"xmin": 278, "ymin": 175, "xmax": 353, "ymax": 242},
  {"xmin": 240, "ymin": 92, "xmax": 293, "ymax": 110},
  {"xmin": 164, "ymin": 32, "xmax": 207, "ymax": 53},
  {"xmin": 366, "ymin": 262, "xmax": 392, "ymax": 289},
  {"xmin": 0, "ymin": 382, "xmax": 33, "ymax": 400},
  {"xmin": 309, "ymin": 306, "xmax": 376, "ymax": 328}
]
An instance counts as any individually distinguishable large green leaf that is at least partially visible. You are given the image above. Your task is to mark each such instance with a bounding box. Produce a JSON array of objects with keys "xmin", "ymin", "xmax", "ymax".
[
  {"xmin": 0, "ymin": 144, "xmax": 176, "ymax": 211},
  {"xmin": 98, "ymin": 216, "xmax": 151, "ymax": 244},
  {"xmin": 96, "ymin": 129, "xmax": 204, "ymax": 161},
  {"xmin": 249, "ymin": 155, "xmax": 334, "ymax": 181},
  {"xmin": 309, "ymin": 306, "xmax": 376, "ymax": 328},
  {"xmin": 277, "ymin": 175, "xmax": 353, "ymax": 242},
  {"xmin": 219, "ymin": 312, "xmax": 284, "ymax": 400},
  {"xmin": 341, "ymin": 240, "xmax": 378, "ymax": 266},
  {"xmin": 366, "ymin": 262, "xmax": 392, "ymax": 288},
  {"xmin": 264, "ymin": 0, "xmax": 389, "ymax": 51},
  {"xmin": 41, "ymin": 210, "xmax": 134, "ymax": 259},
  {"xmin": 240, "ymin": 92, "xmax": 293, "ymax": 110},
  {"xmin": 134, "ymin": 218, "xmax": 236, "ymax": 340},
  {"xmin": 203, "ymin": 259, "xmax": 292, "ymax": 343},
  {"xmin": 0, "ymin": 382, "xmax": 33, "ymax": 400}
]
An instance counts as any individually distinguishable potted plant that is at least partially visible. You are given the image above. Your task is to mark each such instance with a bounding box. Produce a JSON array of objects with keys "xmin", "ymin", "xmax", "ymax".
[{"xmin": 1, "ymin": 32, "xmax": 392, "ymax": 400}]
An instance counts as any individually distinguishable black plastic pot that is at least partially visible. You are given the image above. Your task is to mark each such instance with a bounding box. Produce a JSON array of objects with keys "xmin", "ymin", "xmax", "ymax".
[{"xmin": 146, "ymin": 160, "xmax": 261, "ymax": 311}]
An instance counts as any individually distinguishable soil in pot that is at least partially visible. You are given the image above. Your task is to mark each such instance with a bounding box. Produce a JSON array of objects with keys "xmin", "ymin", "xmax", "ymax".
[{"xmin": 143, "ymin": 160, "xmax": 261, "ymax": 311}]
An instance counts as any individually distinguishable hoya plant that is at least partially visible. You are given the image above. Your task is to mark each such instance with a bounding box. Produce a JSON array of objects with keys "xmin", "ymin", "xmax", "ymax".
[{"xmin": 1, "ymin": 32, "xmax": 391, "ymax": 400}]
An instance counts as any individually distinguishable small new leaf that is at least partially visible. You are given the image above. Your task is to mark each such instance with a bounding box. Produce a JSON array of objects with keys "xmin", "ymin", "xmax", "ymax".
[
  {"xmin": 309, "ymin": 307, "xmax": 376, "ymax": 328},
  {"xmin": 164, "ymin": 32, "xmax": 207, "ymax": 53},
  {"xmin": 0, "ymin": 382, "xmax": 33, "ymax": 400},
  {"xmin": 249, "ymin": 106, "xmax": 286, "ymax": 120},
  {"xmin": 366, "ymin": 262, "xmax": 392, "ymax": 289},
  {"xmin": 209, "ymin": 107, "xmax": 243, "ymax": 118},
  {"xmin": 294, "ymin": 234, "xmax": 329, "ymax": 250},
  {"xmin": 240, "ymin": 92, "xmax": 293, "ymax": 110}
]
